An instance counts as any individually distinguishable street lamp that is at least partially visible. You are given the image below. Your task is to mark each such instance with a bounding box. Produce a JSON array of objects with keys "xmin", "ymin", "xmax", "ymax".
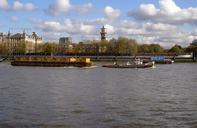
[{"xmin": 32, "ymin": 32, "xmax": 37, "ymax": 54}]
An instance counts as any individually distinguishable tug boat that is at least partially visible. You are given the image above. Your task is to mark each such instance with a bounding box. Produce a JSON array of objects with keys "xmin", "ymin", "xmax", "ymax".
[
  {"xmin": 11, "ymin": 56, "xmax": 93, "ymax": 67},
  {"xmin": 0, "ymin": 58, "xmax": 6, "ymax": 62},
  {"xmin": 102, "ymin": 59, "xmax": 154, "ymax": 68}
]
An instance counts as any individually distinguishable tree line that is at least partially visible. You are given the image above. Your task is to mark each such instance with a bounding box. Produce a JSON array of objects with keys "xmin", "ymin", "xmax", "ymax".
[{"xmin": 0, "ymin": 37, "xmax": 196, "ymax": 55}]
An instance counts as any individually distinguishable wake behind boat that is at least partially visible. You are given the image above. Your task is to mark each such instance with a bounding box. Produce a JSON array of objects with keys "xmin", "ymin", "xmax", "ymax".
[{"xmin": 102, "ymin": 59, "xmax": 154, "ymax": 68}]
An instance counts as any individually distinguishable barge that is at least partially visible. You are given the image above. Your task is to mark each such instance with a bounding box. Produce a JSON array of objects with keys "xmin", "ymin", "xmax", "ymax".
[{"xmin": 11, "ymin": 56, "xmax": 93, "ymax": 67}]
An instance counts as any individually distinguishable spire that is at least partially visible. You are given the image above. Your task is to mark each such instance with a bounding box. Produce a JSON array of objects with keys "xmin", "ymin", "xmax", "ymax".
[
  {"xmin": 8, "ymin": 30, "xmax": 11, "ymax": 37},
  {"xmin": 23, "ymin": 29, "xmax": 26, "ymax": 38}
]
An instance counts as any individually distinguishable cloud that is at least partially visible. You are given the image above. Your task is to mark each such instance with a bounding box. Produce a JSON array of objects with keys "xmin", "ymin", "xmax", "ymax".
[
  {"xmin": 32, "ymin": 17, "xmax": 195, "ymax": 47},
  {"xmin": 45, "ymin": 0, "xmax": 71, "ymax": 16},
  {"xmin": 44, "ymin": 32, "xmax": 65, "ymax": 41},
  {"xmin": 159, "ymin": 0, "xmax": 181, "ymax": 14},
  {"xmin": 42, "ymin": 21, "xmax": 63, "ymax": 32},
  {"xmin": 75, "ymin": 3, "xmax": 93, "ymax": 14},
  {"xmin": 10, "ymin": 16, "xmax": 18, "ymax": 22},
  {"xmin": 80, "ymin": 24, "xmax": 94, "ymax": 34},
  {"xmin": 104, "ymin": 24, "xmax": 115, "ymax": 34},
  {"xmin": 104, "ymin": 6, "xmax": 121, "ymax": 20},
  {"xmin": 0, "ymin": 0, "xmax": 9, "ymax": 10},
  {"xmin": 45, "ymin": 1, "xmax": 95, "ymax": 16},
  {"xmin": 119, "ymin": 21, "xmax": 195, "ymax": 47},
  {"xmin": 71, "ymin": 18, "xmax": 107, "ymax": 26},
  {"xmin": 128, "ymin": 0, "xmax": 197, "ymax": 25},
  {"xmin": 33, "ymin": 19, "xmax": 95, "ymax": 35},
  {"xmin": 13, "ymin": 1, "xmax": 36, "ymax": 11},
  {"xmin": 144, "ymin": 23, "xmax": 177, "ymax": 32},
  {"xmin": 80, "ymin": 6, "xmax": 121, "ymax": 25},
  {"xmin": 0, "ymin": 0, "xmax": 36, "ymax": 11}
]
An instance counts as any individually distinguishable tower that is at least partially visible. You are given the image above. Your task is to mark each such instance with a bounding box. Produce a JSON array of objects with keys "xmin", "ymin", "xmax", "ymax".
[
  {"xmin": 32, "ymin": 32, "xmax": 38, "ymax": 53},
  {"xmin": 100, "ymin": 26, "xmax": 107, "ymax": 40}
]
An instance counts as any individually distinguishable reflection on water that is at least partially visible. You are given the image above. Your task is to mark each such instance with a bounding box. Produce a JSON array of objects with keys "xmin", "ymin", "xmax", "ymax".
[{"xmin": 0, "ymin": 62, "xmax": 197, "ymax": 128}]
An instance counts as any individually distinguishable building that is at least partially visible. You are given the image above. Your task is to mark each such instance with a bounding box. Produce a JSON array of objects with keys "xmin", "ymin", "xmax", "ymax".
[
  {"xmin": 59, "ymin": 37, "xmax": 72, "ymax": 44},
  {"xmin": 192, "ymin": 39, "xmax": 197, "ymax": 46},
  {"xmin": 0, "ymin": 31, "xmax": 42, "ymax": 54},
  {"xmin": 191, "ymin": 39, "xmax": 197, "ymax": 59},
  {"xmin": 58, "ymin": 37, "xmax": 75, "ymax": 53}
]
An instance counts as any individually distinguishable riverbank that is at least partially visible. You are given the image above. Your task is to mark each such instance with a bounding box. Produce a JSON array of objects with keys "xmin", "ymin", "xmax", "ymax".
[{"xmin": 1, "ymin": 55, "xmax": 196, "ymax": 63}]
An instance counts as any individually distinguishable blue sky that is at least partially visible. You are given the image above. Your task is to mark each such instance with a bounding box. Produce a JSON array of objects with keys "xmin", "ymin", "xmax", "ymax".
[{"xmin": 0, "ymin": 0, "xmax": 197, "ymax": 47}]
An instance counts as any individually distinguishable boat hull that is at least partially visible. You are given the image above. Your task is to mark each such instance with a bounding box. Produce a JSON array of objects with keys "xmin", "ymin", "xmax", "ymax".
[
  {"xmin": 11, "ymin": 61, "xmax": 92, "ymax": 67},
  {"xmin": 0, "ymin": 58, "xmax": 6, "ymax": 62},
  {"xmin": 102, "ymin": 63, "xmax": 153, "ymax": 68},
  {"xmin": 155, "ymin": 61, "xmax": 173, "ymax": 64}
]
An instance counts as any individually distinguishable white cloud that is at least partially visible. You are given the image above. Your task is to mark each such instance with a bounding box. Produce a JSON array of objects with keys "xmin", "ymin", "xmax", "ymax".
[
  {"xmin": 32, "ymin": 18, "xmax": 194, "ymax": 47},
  {"xmin": 24, "ymin": 3, "xmax": 36, "ymax": 11},
  {"xmin": 64, "ymin": 19, "xmax": 74, "ymax": 29},
  {"xmin": 128, "ymin": 0, "xmax": 197, "ymax": 25},
  {"xmin": 10, "ymin": 16, "xmax": 18, "ymax": 22},
  {"xmin": 140, "ymin": 4, "xmax": 158, "ymax": 16},
  {"xmin": 72, "ymin": 18, "xmax": 107, "ymax": 26},
  {"xmin": 44, "ymin": 32, "xmax": 65, "ymax": 41},
  {"xmin": 0, "ymin": 0, "xmax": 36, "ymax": 11},
  {"xmin": 80, "ymin": 24, "xmax": 94, "ymax": 34},
  {"xmin": 45, "ymin": 1, "xmax": 95, "ymax": 16},
  {"xmin": 45, "ymin": 0, "xmax": 71, "ymax": 16},
  {"xmin": 13, "ymin": 1, "xmax": 23, "ymax": 11},
  {"xmin": 75, "ymin": 3, "xmax": 93, "ymax": 14},
  {"xmin": 0, "ymin": 0, "xmax": 9, "ymax": 10},
  {"xmin": 159, "ymin": 0, "xmax": 181, "ymax": 15},
  {"xmin": 33, "ymin": 19, "xmax": 95, "ymax": 36},
  {"xmin": 144, "ymin": 23, "xmax": 177, "ymax": 31},
  {"xmin": 104, "ymin": 6, "xmax": 121, "ymax": 20},
  {"xmin": 40, "ymin": 21, "xmax": 63, "ymax": 32},
  {"xmin": 31, "ymin": 15, "xmax": 197, "ymax": 47},
  {"xmin": 104, "ymin": 24, "xmax": 115, "ymax": 34},
  {"xmin": 115, "ymin": 20, "xmax": 195, "ymax": 47}
]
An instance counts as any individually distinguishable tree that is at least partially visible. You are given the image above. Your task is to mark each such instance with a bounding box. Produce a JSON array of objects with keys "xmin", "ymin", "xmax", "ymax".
[
  {"xmin": 109, "ymin": 38, "xmax": 118, "ymax": 54},
  {"xmin": 0, "ymin": 44, "xmax": 9, "ymax": 54},
  {"xmin": 42, "ymin": 43, "xmax": 57, "ymax": 54},
  {"xmin": 117, "ymin": 37, "xmax": 131, "ymax": 55},
  {"xmin": 99, "ymin": 40, "xmax": 109, "ymax": 53},
  {"xmin": 128, "ymin": 39, "xmax": 138, "ymax": 55},
  {"xmin": 139, "ymin": 44, "xmax": 164, "ymax": 54},
  {"xmin": 75, "ymin": 42, "xmax": 85, "ymax": 53},
  {"xmin": 169, "ymin": 44, "xmax": 184, "ymax": 54},
  {"xmin": 14, "ymin": 41, "xmax": 26, "ymax": 54},
  {"xmin": 149, "ymin": 44, "xmax": 164, "ymax": 53},
  {"xmin": 139, "ymin": 44, "xmax": 150, "ymax": 53},
  {"xmin": 186, "ymin": 45, "xmax": 197, "ymax": 53}
]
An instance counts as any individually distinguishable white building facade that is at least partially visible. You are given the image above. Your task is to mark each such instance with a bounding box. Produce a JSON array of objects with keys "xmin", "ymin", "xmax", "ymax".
[{"xmin": 0, "ymin": 31, "xmax": 43, "ymax": 54}]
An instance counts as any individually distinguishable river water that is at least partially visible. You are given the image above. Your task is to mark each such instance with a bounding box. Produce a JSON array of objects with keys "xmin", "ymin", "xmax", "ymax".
[{"xmin": 0, "ymin": 62, "xmax": 197, "ymax": 128}]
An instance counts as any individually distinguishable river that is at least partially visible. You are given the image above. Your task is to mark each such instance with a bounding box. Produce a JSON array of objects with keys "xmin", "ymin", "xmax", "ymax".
[{"xmin": 0, "ymin": 62, "xmax": 197, "ymax": 128}]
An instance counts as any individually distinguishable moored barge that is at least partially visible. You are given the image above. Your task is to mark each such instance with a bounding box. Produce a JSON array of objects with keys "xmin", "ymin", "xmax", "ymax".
[{"xmin": 11, "ymin": 56, "xmax": 93, "ymax": 67}]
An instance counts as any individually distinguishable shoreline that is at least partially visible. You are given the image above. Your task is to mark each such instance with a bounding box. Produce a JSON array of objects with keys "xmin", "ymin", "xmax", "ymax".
[{"xmin": 1, "ymin": 55, "xmax": 196, "ymax": 63}]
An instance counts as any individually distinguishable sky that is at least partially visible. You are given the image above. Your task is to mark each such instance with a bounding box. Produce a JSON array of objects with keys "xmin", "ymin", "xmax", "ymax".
[{"xmin": 0, "ymin": 0, "xmax": 197, "ymax": 47}]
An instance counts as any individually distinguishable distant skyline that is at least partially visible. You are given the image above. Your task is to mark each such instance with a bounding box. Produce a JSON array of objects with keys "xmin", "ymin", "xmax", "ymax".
[{"xmin": 0, "ymin": 0, "xmax": 197, "ymax": 47}]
